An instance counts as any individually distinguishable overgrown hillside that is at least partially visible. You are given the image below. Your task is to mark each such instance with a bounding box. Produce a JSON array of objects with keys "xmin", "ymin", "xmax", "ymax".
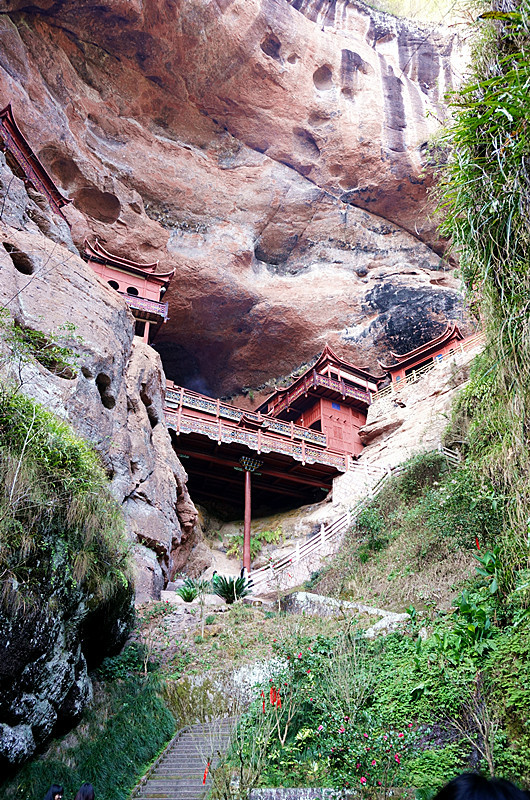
[
  {"xmin": 0, "ymin": 320, "xmax": 135, "ymax": 768},
  {"xmin": 208, "ymin": 6, "xmax": 530, "ymax": 793},
  {"xmin": 4, "ymin": 4, "xmax": 530, "ymax": 798}
]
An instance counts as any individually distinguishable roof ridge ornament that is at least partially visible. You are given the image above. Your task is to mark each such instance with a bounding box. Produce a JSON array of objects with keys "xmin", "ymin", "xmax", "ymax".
[{"xmin": 0, "ymin": 103, "xmax": 71, "ymax": 220}]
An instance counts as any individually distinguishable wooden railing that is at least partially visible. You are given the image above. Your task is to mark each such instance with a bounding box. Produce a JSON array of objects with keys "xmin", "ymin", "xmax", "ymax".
[
  {"xmin": 165, "ymin": 387, "xmax": 327, "ymax": 448},
  {"xmin": 268, "ymin": 370, "xmax": 371, "ymax": 416},
  {"xmin": 250, "ymin": 446, "xmax": 461, "ymax": 590},
  {"xmin": 371, "ymin": 333, "xmax": 486, "ymax": 403},
  {"xmin": 164, "ymin": 408, "xmax": 350, "ymax": 471}
]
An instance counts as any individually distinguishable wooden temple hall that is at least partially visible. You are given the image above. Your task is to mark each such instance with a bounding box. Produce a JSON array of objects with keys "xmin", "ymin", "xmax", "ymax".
[
  {"xmin": 83, "ymin": 239, "xmax": 174, "ymax": 343},
  {"xmin": 164, "ymin": 347, "xmax": 385, "ymax": 518}
]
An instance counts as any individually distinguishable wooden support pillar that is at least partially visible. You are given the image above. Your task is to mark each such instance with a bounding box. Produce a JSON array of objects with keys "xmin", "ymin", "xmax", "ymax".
[{"xmin": 243, "ymin": 469, "xmax": 252, "ymax": 572}]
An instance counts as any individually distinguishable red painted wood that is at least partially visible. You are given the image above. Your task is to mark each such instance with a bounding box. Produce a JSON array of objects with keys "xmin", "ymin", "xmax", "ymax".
[{"xmin": 243, "ymin": 470, "xmax": 251, "ymax": 571}]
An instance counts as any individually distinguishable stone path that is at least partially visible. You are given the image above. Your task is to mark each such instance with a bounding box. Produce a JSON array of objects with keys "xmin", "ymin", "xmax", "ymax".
[
  {"xmin": 134, "ymin": 719, "xmax": 234, "ymax": 800},
  {"xmin": 283, "ymin": 591, "xmax": 410, "ymax": 639}
]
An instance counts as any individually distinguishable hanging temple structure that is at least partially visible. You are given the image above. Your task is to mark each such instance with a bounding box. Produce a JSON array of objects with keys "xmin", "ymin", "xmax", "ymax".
[{"xmin": 1, "ymin": 102, "xmax": 473, "ymax": 522}]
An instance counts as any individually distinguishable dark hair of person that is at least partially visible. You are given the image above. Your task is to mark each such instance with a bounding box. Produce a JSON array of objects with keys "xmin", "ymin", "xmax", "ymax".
[
  {"xmin": 434, "ymin": 773, "xmax": 529, "ymax": 800},
  {"xmin": 74, "ymin": 784, "xmax": 95, "ymax": 800},
  {"xmin": 43, "ymin": 785, "xmax": 63, "ymax": 800}
]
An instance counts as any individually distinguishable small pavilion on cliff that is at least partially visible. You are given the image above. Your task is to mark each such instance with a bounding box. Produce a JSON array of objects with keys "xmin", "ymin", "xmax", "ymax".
[
  {"xmin": 84, "ymin": 238, "xmax": 174, "ymax": 344},
  {"xmin": 256, "ymin": 345, "xmax": 385, "ymax": 457},
  {"xmin": 378, "ymin": 323, "xmax": 465, "ymax": 385},
  {"xmin": 0, "ymin": 103, "xmax": 71, "ymax": 219}
]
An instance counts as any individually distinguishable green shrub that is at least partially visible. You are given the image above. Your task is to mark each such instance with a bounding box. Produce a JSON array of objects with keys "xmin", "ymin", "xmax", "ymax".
[
  {"xmin": 177, "ymin": 577, "xmax": 210, "ymax": 602},
  {"xmin": 421, "ymin": 466, "xmax": 505, "ymax": 551},
  {"xmin": 396, "ymin": 451, "xmax": 448, "ymax": 499},
  {"xmin": 226, "ymin": 526, "xmax": 283, "ymax": 560},
  {"xmin": 96, "ymin": 643, "xmax": 147, "ymax": 680},
  {"xmin": 0, "ymin": 388, "xmax": 131, "ymax": 609},
  {"xmin": 212, "ymin": 573, "xmax": 251, "ymax": 604},
  {"xmin": 3, "ymin": 677, "xmax": 175, "ymax": 800},
  {"xmin": 403, "ymin": 744, "xmax": 466, "ymax": 789}
]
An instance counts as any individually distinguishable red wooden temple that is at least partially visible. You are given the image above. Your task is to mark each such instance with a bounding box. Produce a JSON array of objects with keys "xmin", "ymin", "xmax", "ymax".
[
  {"xmin": 0, "ymin": 103, "xmax": 71, "ymax": 219},
  {"xmin": 257, "ymin": 345, "xmax": 384, "ymax": 457},
  {"xmin": 378, "ymin": 323, "xmax": 465, "ymax": 385},
  {"xmin": 84, "ymin": 238, "xmax": 174, "ymax": 343},
  {"xmin": 163, "ymin": 347, "xmax": 384, "ymax": 524}
]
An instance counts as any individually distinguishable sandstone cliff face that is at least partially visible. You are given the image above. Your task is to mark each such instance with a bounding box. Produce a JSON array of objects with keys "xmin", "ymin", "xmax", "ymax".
[
  {"xmin": 0, "ymin": 0, "xmax": 468, "ymax": 397},
  {"xmin": 0, "ymin": 154, "xmax": 197, "ymax": 602},
  {"xmin": 358, "ymin": 342, "xmax": 484, "ymax": 465}
]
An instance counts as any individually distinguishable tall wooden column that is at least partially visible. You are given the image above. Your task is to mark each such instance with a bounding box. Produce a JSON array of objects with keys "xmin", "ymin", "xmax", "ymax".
[
  {"xmin": 239, "ymin": 456, "xmax": 262, "ymax": 574},
  {"xmin": 243, "ymin": 469, "xmax": 252, "ymax": 572}
]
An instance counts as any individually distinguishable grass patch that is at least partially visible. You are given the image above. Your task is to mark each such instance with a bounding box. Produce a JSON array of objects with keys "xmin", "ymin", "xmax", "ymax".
[
  {"xmin": 1, "ymin": 677, "xmax": 175, "ymax": 800},
  {"xmin": 312, "ymin": 452, "xmax": 502, "ymax": 612}
]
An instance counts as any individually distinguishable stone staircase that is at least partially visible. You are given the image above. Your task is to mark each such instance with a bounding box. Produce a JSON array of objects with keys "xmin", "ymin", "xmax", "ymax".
[{"xmin": 133, "ymin": 719, "xmax": 234, "ymax": 800}]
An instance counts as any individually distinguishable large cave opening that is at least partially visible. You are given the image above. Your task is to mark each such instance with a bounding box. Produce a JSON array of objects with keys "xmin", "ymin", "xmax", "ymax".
[{"xmin": 168, "ymin": 430, "xmax": 334, "ymax": 522}]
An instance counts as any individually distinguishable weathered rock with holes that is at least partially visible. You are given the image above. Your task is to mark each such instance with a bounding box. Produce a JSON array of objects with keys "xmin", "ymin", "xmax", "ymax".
[
  {"xmin": 0, "ymin": 3, "xmax": 469, "ymax": 396},
  {"xmin": 0, "ymin": 156, "xmax": 197, "ymax": 598},
  {"xmin": 0, "ymin": 154, "xmax": 198, "ymax": 763}
]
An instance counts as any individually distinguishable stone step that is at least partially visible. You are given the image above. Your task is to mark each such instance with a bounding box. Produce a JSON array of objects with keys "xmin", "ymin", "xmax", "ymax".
[
  {"xmin": 138, "ymin": 793, "xmax": 208, "ymax": 796},
  {"xmin": 137, "ymin": 794, "xmax": 211, "ymax": 800},
  {"xmin": 133, "ymin": 719, "xmax": 235, "ymax": 800}
]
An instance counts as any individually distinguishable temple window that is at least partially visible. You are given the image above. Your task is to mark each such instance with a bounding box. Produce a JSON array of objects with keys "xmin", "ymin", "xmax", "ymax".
[
  {"xmin": 332, "ymin": 401, "xmax": 341, "ymax": 410},
  {"xmin": 126, "ymin": 286, "xmax": 139, "ymax": 296},
  {"xmin": 134, "ymin": 320, "xmax": 146, "ymax": 338},
  {"xmin": 108, "ymin": 280, "xmax": 119, "ymax": 290}
]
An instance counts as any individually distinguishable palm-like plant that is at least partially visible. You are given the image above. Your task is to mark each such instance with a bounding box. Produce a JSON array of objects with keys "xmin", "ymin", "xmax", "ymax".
[
  {"xmin": 177, "ymin": 577, "xmax": 210, "ymax": 602},
  {"xmin": 212, "ymin": 573, "xmax": 251, "ymax": 604}
]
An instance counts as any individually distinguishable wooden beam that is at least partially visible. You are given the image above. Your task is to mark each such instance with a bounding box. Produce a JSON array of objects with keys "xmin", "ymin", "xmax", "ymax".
[
  {"xmin": 187, "ymin": 467, "xmax": 306, "ymax": 498},
  {"xmin": 174, "ymin": 448, "xmax": 332, "ymax": 489}
]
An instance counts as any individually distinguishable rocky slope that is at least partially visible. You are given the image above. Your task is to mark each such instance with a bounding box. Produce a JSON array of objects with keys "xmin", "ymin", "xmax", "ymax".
[
  {"xmin": 1, "ymin": 0, "xmax": 468, "ymax": 397},
  {"xmin": 0, "ymin": 153, "xmax": 197, "ymax": 603}
]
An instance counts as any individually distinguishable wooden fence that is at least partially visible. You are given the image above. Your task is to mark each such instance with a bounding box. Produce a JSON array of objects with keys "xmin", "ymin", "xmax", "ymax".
[
  {"xmin": 371, "ymin": 333, "xmax": 486, "ymax": 403},
  {"xmin": 250, "ymin": 446, "xmax": 461, "ymax": 591}
]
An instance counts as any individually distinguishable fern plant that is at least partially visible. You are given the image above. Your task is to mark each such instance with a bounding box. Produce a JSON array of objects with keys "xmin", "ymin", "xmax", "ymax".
[
  {"xmin": 212, "ymin": 573, "xmax": 251, "ymax": 604},
  {"xmin": 177, "ymin": 577, "xmax": 209, "ymax": 603}
]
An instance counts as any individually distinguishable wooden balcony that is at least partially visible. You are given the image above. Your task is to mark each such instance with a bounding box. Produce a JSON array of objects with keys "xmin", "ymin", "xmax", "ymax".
[
  {"xmin": 269, "ymin": 370, "xmax": 371, "ymax": 417},
  {"xmin": 121, "ymin": 293, "xmax": 169, "ymax": 321},
  {"xmin": 163, "ymin": 386, "xmax": 349, "ymax": 472}
]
